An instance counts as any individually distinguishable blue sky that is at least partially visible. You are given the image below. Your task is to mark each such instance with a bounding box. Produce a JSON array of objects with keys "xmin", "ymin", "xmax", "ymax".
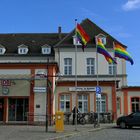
[{"xmin": 0, "ymin": 0, "xmax": 140, "ymax": 86}]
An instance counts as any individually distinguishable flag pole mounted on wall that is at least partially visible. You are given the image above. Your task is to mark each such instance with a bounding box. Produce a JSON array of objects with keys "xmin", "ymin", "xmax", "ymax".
[
  {"xmin": 74, "ymin": 19, "xmax": 78, "ymax": 131},
  {"xmin": 113, "ymin": 41, "xmax": 117, "ymax": 120},
  {"xmin": 95, "ymin": 35, "xmax": 100, "ymax": 126}
]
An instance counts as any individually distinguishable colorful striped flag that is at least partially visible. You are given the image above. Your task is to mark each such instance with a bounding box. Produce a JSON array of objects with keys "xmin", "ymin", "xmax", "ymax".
[
  {"xmin": 114, "ymin": 43, "xmax": 134, "ymax": 65},
  {"xmin": 96, "ymin": 38, "xmax": 117, "ymax": 64},
  {"xmin": 76, "ymin": 23, "xmax": 90, "ymax": 51}
]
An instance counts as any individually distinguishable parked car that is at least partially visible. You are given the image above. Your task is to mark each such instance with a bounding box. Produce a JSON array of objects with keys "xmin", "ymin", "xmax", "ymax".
[{"xmin": 116, "ymin": 111, "xmax": 140, "ymax": 128}]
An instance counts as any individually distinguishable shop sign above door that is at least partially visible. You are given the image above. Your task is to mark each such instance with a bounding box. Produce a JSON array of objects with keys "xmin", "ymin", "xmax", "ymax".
[
  {"xmin": 1, "ymin": 80, "xmax": 11, "ymax": 86},
  {"xmin": 69, "ymin": 87, "xmax": 96, "ymax": 92}
]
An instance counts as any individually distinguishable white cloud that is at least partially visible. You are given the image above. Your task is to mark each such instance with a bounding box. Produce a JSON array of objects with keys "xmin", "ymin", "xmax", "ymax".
[{"xmin": 122, "ymin": 0, "xmax": 140, "ymax": 11}]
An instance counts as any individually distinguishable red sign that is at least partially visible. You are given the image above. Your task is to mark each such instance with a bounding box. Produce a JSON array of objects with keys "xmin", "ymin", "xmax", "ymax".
[{"xmin": 1, "ymin": 80, "xmax": 11, "ymax": 86}]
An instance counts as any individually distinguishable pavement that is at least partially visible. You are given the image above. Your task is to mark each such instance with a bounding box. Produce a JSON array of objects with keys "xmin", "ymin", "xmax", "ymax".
[{"xmin": 0, "ymin": 123, "xmax": 116, "ymax": 140}]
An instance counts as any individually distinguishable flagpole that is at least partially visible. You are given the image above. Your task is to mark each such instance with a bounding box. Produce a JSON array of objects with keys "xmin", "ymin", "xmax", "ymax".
[
  {"xmin": 113, "ymin": 42, "xmax": 117, "ymax": 120},
  {"xmin": 95, "ymin": 36, "xmax": 100, "ymax": 126},
  {"xmin": 75, "ymin": 19, "xmax": 78, "ymax": 131}
]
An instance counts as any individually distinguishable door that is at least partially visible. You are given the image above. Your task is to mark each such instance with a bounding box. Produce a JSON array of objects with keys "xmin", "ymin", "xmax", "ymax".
[
  {"xmin": 8, "ymin": 98, "xmax": 29, "ymax": 121},
  {"xmin": 0, "ymin": 98, "xmax": 4, "ymax": 121}
]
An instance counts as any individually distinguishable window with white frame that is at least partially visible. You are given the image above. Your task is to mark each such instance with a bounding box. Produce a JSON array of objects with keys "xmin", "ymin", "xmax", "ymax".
[
  {"xmin": 87, "ymin": 58, "xmax": 95, "ymax": 75},
  {"xmin": 64, "ymin": 58, "xmax": 72, "ymax": 75},
  {"xmin": 60, "ymin": 94, "xmax": 70, "ymax": 112},
  {"xmin": 108, "ymin": 58, "xmax": 116, "ymax": 75},
  {"xmin": 131, "ymin": 97, "xmax": 140, "ymax": 112},
  {"xmin": 18, "ymin": 44, "xmax": 28, "ymax": 55},
  {"xmin": 0, "ymin": 44, "xmax": 6, "ymax": 55},
  {"xmin": 96, "ymin": 94, "xmax": 106, "ymax": 113},
  {"xmin": 42, "ymin": 46, "xmax": 51, "ymax": 54},
  {"xmin": 78, "ymin": 94, "xmax": 88, "ymax": 113}
]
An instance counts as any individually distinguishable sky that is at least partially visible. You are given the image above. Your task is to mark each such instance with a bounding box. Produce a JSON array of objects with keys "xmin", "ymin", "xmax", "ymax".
[{"xmin": 0, "ymin": 0, "xmax": 140, "ymax": 86}]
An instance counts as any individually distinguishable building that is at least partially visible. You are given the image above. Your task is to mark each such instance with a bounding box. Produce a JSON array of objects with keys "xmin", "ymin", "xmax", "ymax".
[{"xmin": 0, "ymin": 18, "xmax": 138, "ymax": 124}]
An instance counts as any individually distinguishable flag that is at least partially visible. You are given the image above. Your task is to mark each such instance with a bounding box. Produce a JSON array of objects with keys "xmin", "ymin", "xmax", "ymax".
[
  {"xmin": 76, "ymin": 23, "xmax": 90, "ymax": 51},
  {"xmin": 114, "ymin": 43, "xmax": 134, "ymax": 65},
  {"xmin": 96, "ymin": 38, "xmax": 117, "ymax": 64}
]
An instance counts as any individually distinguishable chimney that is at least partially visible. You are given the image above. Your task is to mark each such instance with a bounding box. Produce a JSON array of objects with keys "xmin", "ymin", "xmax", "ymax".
[{"xmin": 58, "ymin": 26, "xmax": 62, "ymax": 40}]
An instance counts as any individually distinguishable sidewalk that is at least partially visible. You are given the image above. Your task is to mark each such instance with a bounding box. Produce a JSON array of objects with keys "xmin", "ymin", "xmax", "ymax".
[{"xmin": 0, "ymin": 123, "xmax": 115, "ymax": 140}]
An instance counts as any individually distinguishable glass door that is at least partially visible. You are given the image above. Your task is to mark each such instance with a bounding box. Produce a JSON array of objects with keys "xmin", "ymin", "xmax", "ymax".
[
  {"xmin": 8, "ymin": 98, "xmax": 29, "ymax": 121},
  {"xmin": 0, "ymin": 98, "xmax": 4, "ymax": 121}
]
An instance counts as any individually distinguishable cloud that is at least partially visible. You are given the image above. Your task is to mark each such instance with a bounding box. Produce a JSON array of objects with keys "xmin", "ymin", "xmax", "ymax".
[{"xmin": 122, "ymin": 0, "xmax": 140, "ymax": 11}]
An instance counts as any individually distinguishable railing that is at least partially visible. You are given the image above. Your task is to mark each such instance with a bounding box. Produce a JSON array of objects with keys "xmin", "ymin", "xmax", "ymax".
[{"xmin": 25, "ymin": 111, "xmax": 112, "ymax": 125}]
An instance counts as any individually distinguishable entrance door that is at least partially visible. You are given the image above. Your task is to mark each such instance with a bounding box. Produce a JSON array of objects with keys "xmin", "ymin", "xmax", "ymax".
[
  {"xmin": 8, "ymin": 98, "xmax": 29, "ymax": 121},
  {"xmin": 0, "ymin": 98, "xmax": 4, "ymax": 121}
]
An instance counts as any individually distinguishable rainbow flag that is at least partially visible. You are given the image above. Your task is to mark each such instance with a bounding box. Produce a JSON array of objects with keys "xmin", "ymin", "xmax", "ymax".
[
  {"xmin": 114, "ymin": 43, "xmax": 134, "ymax": 65},
  {"xmin": 97, "ymin": 38, "xmax": 117, "ymax": 64},
  {"xmin": 76, "ymin": 23, "xmax": 90, "ymax": 51}
]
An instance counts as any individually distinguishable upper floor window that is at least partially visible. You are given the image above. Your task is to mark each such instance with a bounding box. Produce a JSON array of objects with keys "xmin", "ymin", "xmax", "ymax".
[
  {"xmin": 59, "ymin": 94, "xmax": 71, "ymax": 112},
  {"xmin": 0, "ymin": 47, "xmax": 6, "ymax": 55},
  {"xmin": 87, "ymin": 58, "xmax": 95, "ymax": 75},
  {"xmin": 96, "ymin": 33, "xmax": 106, "ymax": 45},
  {"xmin": 64, "ymin": 58, "xmax": 72, "ymax": 75},
  {"xmin": 108, "ymin": 58, "xmax": 116, "ymax": 75},
  {"xmin": 18, "ymin": 44, "xmax": 28, "ymax": 55},
  {"xmin": 0, "ymin": 44, "xmax": 6, "ymax": 55},
  {"xmin": 41, "ymin": 44, "xmax": 51, "ymax": 54},
  {"xmin": 78, "ymin": 94, "xmax": 88, "ymax": 113},
  {"xmin": 73, "ymin": 35, "xmax": 82, "ymax": 46}
]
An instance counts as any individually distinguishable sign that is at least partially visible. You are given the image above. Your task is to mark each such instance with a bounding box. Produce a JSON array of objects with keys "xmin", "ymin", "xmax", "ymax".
[
  {"xmin": 69, "ymin": 87, "xmax": 96, "ymax": 92},
  {"xmin": 96, "ymin": 86, "xmax": 101, "ymax": 98},
  {"xmin": 33, "ymin": 87, "xmax": 47, "ymax": 93},
  {"xmin": 96, "ymin": 86, "xmax": 101, "ymax": 94},
  {"xmin": 1, "ymin": 80, "xmax": 11, "ymax": 86}
]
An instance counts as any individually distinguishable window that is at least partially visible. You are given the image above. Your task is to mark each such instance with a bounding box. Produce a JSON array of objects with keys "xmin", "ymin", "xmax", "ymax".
[
  {"xmin": 96, "ymin": 94, "xmax": 106, "ymax": 113},
  {"xmin": 108, "ymin": 58, "xmax": 116, "ymax": 75},
  {"xmin": 0, "ymin": 47, "xmax": 6, "ymax": 54},
  {"xmin": 73, "ymin": 36, "xmax": 82, "ymax": 45},
  {"xmin": 131, "ymin": 97, "xmax": 140, "ymax": 112},
  {"xmin": 41, "ymin": 45, "xmax": 51, "ymax": 54},
  {"xmin": 18, "ymin": 44, "xmax": 28, "ymax": 54},
  {"xmin": 87, "ymin": 58, "xmax": 95, "ymax": 75},
  {"xmin": 60, "ymin": 94, "xmax": 70, "ymax": 112},
  {"xmin": 78, "ymin": 94, "xmax": 88, "ymax": 113},
  {"xmin": 64, "ymin": 58, "xmax": 72, "ymax": 75},
  {"xmin": 117, "ymin": 97, "xmax": 120, "ymax": 110}
]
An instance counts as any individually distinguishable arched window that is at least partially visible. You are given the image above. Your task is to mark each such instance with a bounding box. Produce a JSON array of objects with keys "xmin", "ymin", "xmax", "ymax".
[
  {"xmin": 96, "ymin": 94, "xmax": 107, "ymax": 113},
  {"xmin": 78, "ymin": 94, "xmax": 88, "ymax": 113},
  {"xmin": 59, "ymin": 94, "xmax": 71, "ymax": 112},
  {"xmin": 131, "ymin": 97, "xmax": 140, "ymax": 112}
]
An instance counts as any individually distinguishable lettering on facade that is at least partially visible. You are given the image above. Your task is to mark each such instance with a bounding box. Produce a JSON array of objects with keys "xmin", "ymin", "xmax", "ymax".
[{"xmin": 69, "ymin": 87, "xmax": 96, "ymax": 92}]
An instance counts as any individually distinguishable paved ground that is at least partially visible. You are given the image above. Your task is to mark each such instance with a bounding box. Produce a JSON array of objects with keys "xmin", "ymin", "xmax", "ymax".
[
  {"xmin": 67, "ymin": 126, "xmax": 140, "ymax": 140},
  {"xmin": 0, "ymin": 123, "xmax": 114, "ymax": 140}
]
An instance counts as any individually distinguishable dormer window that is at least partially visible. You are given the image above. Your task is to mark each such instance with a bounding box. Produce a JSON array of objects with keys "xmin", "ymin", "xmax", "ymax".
[
  {"xmin": 73, "ymin": 35, "xmax": 82, "ymax": 45},
  {"xmin": 41, "ymin": 44, "xmax": 51, "ymax": 54},
  {"xmin": 18, "ymin": 44, "xmax": 28, "ymax": 54},
  {"xmin": 0, "ymin": 45, "xmax": 6, "ymax": 55},
  {"xmin": 96, "ymin": 34, "xmax": 106, "ymax": 45}
]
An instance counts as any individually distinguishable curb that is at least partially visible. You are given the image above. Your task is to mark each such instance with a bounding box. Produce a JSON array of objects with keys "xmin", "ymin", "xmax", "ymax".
[{"xmin": 48, "ymin": 126, "xmax": 109, "ymax": 140}]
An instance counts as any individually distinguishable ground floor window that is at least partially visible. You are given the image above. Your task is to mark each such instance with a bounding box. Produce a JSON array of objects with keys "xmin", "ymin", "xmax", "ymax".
[
  {"xmin": 8, "ymin": 98, "xmax": 29, "ymax": 121},
  {"xmin": 78, "ymin": 94, "xmax": 88, "ymax": 113},
  {"xmin": 60, "ymin": 94, "xmax": 71, "ymax": 112},
  {"xmin": 131, "ymin": 97, "xmax": 140, "ymax": 112},
  {"xmin": 96, "ymin": 94, "xmax": 107, "ymax": 113}
]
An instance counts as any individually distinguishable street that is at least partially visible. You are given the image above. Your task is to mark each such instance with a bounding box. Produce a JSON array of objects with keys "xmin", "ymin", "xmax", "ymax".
[{"xmin": 67, "ymin": 127, "xmax": 140, "ymax": 140}]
